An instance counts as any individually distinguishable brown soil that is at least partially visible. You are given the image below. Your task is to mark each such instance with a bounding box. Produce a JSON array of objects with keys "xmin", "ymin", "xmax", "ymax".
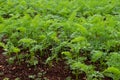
[
  {"xmin": 0, "ymin": 47, "xmax": 73, "ymax": 80},
  {"xmin": 0, "ymin": 47, "xmax": 112, "ymax": 80}
]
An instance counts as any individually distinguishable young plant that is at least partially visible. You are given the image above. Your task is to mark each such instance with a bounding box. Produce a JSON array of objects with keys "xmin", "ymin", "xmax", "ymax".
[
  {"xmin": 27, "ymin": 52, "xmax": 38, "ymax": 66},
  {"xmin": 18, "ymin": 38, "xmax": 37, "ymax": 50},
  {"xmin": 103, "ymin": 67, "xmax": 120, "ymax": 80},
  {"xmin": 70, "ymin": 61, "xmax": 87, "ymax": 80},
  {"xmin": 106, "ymin": 52, "xmax": 120, "ymax": 69}
]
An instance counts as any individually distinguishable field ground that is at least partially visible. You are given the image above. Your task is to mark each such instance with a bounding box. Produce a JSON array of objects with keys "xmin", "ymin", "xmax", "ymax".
[{"xmin": 0, "ymin": 0, "xmax": 120, "ymax": 80}]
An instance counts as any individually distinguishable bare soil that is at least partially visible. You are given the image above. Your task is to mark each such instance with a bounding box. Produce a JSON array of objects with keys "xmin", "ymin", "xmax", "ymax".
[{"xmin": 0, "ymin": 48, "xmax": 112, "ymax": 80}]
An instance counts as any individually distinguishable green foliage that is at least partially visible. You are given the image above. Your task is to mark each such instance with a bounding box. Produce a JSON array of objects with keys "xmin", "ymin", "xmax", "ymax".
[
  {"xmin": 0, "ymin": 0, "xmax": 120, "ymax": 79},
  {"xmin": 18, "ymin": 38, "xmax": 37, "ymax": 49},
  {"xmin": 91, "ymin": 51, "xmax": 104, "ymax": 62},
  {"xmin": 103, "ymin": 67, "xmax": 120, "ymax": 80},
  {"xmin": 106, "ymin": 52, "xmax": 120, "ymax": 69},
  {"xmin": 0, "ymin": 42, "xmax": 5, "ymax": 48},
  {"xmin": 61, "ymin": 51, "xmax": 72, "ymax": 59},
  {"xmin": 3, "ymin": 78, "xmax": 9, "ymax": 80},
  {"xmin": 70, "ymin": 62, "xmax": 88, "ymax": 72},
  {"xmin": 105, "ymin": 40, "xmax": 120, "ymax": 52},
  {"xmin": 27, "ymin": 55, "xmax": 38, "ymax": 66}
]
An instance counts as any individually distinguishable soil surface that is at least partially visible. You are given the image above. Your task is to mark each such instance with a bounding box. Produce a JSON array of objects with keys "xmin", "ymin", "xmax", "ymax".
[
  {"xmin": 0, "ymin": 48, "xmax": 112, "ymax": 80},
  {"xmin": 0, "ymin": 47, "xmax": 74, "ymax": 80}
]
